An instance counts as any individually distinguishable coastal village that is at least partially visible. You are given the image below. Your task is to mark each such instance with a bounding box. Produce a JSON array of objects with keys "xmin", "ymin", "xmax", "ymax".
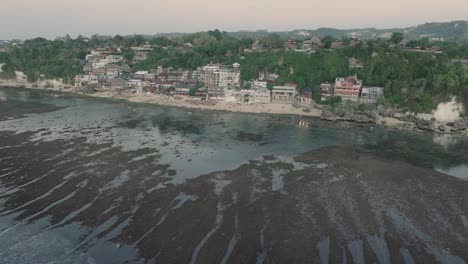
[
  {"xmin": 1, "ymin": 33, "xmax": 467, "ymax": 133},
  {"xmin": 72, "ymin": 43, "xmax": 384, "ymax": 108}
]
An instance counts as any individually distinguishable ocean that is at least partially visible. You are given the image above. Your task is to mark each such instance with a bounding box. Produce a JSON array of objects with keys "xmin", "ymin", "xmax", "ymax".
[{"xmin": 0, "ymin": 87, "xmax": 467, "ymax": 263}]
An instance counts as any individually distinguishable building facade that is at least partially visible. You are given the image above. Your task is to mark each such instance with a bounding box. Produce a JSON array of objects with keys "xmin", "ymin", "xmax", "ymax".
[
  {"xmin": 271, "ymin": 84, "xmax": 297, "ymax": 103},
  {"xmin": 207, "ymin": 86, "xmax": 226, "ymax": 100},
  {"xmin": 320, "ymin": 83, "xmax": 333, "ymax": 101},
  {"xmin": 199, "ymin": 63, "xmax": 240, "ymax": 87},
  {"xmin": 334, "ymin": 75, "xmax": 362, "ymax": 102},
  {"xmin": 360, "ymin": 86, "xmax": 384, "ymax": 103}
]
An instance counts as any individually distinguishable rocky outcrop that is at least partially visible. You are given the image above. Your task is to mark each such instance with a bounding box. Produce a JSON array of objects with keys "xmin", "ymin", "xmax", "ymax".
[
  {"xmin": 451, "ymin": 119, "xmax": 468, "ymax": 131},
  {"xmin": 320, "ymin": 110, "xmax": 338, "ymax": 121},
  {"xmin": 342, "ymin": 111, "xmax": 377, "ymax": 123},
  {"xmin": 377, "ymin": 105, "xmax": 396, "ymax": 117},
  {"xmin": 415, "ymin": 119, "xmax": 436, "ymax": 132},
  {"xmin": 331, "ymin": 106, "xmax": 346, "ymax": 117},
  {"xmin": 322, "ymin": 108, "xmax": 378, "ymax": 123}
]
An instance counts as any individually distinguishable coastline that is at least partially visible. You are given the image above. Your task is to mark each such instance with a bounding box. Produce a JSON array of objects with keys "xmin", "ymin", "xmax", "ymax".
[{"xmin": 1, "ymin": 82, "xmax": 466, "ymax": 137}]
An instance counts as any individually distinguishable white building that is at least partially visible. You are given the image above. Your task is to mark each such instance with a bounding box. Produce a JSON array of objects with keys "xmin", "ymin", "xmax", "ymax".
[
  {"xmin": 199, "ymin": 63, "xmax": 240, "ymax": 87},
  {"xmin": 271, "ymin": 84, "xmax": 297, "ymax": 103},
  {"xmin": 253, "ymin": 88, "xmax": 271, "ymax": 103},
  {"xmin": 253, "ymin": 80, "xmax": 268, "ymax": 88},
  {"xmin": 334, "ymin": 75, "xmax": 362, "ymax": 102},
  {"xmin": 127, "ymin": 79, "xmax": 146, "ymax": 90},
  {"xmin": 134, "ymin": 71, "xmax": 149, "ymax": 80},
  {"xmin": 74, "ymin": 75, "xmax": 98, "ymax": 87},
  {"xmin": 225, "ymin": 89, "xmax": 242, "ymax": 103},
  {"xmin": 360, "ymin": 86, "xmax": 384, "ymax": 103},
  {"xmin": 105, "ymin": 55, "xmax": 123, "ymax": 64}
]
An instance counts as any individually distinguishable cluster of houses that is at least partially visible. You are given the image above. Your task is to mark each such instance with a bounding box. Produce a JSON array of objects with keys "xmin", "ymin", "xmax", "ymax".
[
  {"xmin": 74, "ymin": 47, "xmax": 130, "ymax": 89},
  {"xmin": 320, "ymin": 75, "xmax": 384, "ymax": 103},
  {"xmin": 74, "ymin": 46, "xmax": 383, "ymax": 105}
]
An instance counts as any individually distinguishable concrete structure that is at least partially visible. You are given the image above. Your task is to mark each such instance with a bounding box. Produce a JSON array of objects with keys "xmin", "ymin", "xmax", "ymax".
[
  {"xmin": 194, "ymin": 87, "xmax": 208, "ymax": 98},
  {"xmin": 252, "ymin": 88, "xmax": 271, "ymax": 103},
  {"xmin": 299, "ymin": 86, "xmax": 313, "ymax": 104},
  {"xmin": 253, "ymin": 80, "xmax": 268, "ymax": 88},
  {"xmin": 131, "ymin": 45, "xmax": 153, "ymax": 54},
  {"xmin": 200, "ymin": 63, "xmax": 240, "ymax": 87},
  {"xmin": 174, "ymin": 87, "xmax": 191, "ymax": 95},
  {"xmin": 348, "ymin": 57, "xmax": 364, "ymax": 69},
  {"xmin": 207, "ymin": 86, "xmax": 226, "ymax": 100},
  {"xmin": 127, "ymin": 79, "xmax": 146, "ymax": 90},
  {"xmin": 74, "ymin": 74, "xmax": 98, "ymax": 87},
  {"xmin": 360, "ymin": 86, "xmax": 384, "ymax": 103},
  {"xmin": 334, "ymin": 75, "xmax": 362, "ymax": 102},
  {"xmin": 134, "ymin": 71, "xmax": 149, "ymax": 80},
  {"xmin": 271, "ymin": 84, "xmax": 297, "ymax": 103},
  {"xmin": 225, "ymin": 89, "xmax": 242, "ymax": 103},
  {"xmin": 239, "ymin": 89, "xmax": 256, "ymax": 103},
  {"xmin": 108, "ymin": 78, "xmax": 127, "ymax": 91},
  {"xmin": 320, "ymin": 83, "xmax": 333, "ymax": 101}
]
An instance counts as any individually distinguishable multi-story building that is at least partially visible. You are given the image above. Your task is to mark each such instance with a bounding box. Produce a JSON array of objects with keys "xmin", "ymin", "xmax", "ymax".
[
  {"xmin": 320, "ymin": 83, "xmax": 333, "ymax": 101},
  {"xmin": 207, "ymin": 86, "xmax": 226, "ymax": 100},
  {"xmin": 334, "ymin": 75, "xmax": 362, "ymax": 102},
  {"xmin": 74, "ymin": 74, "xmax": 98, "ymax": 87},
  {"xmin": 199, "ymin": 63, "xmax": 240, "ymax": 87},
  {"xmin": 271, "ymin": 84, "xmax": 297, "ymax": 103},
  {"xmin": 253, "ymin": 88, "xmax": 271, "ymax": 103},
  {"xmin": 134, "ymin": 71, "xmax": 149, "ymax": 80},
  {"xmin": 360, "ymin": 86, "xmax": 384, "ymax": 103}
]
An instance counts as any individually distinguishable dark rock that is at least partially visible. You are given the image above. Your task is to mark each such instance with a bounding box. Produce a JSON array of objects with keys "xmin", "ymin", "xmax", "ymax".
[
  {"xmin": 364, "ymin": 110, "xmax": 380, "ymax": 120},
  {"xmin": 332, "ymin": 106, "xmax": 346, "ymax": 117},
  {"xmin": 451, "ymin": 119, "xmax": 467, "ymax": 131},
  {"xmin": 415, "ymin": 119, "xmax": 436, "ymax": 132},
  {"xmin": 342, "ymin": 111, "xmax": 375, "ymax": 123},
  {"xmin": 417, "ymin": 124, "xmax": 436, "ymax": 132},
  {"xmin": 320, "ymin": 110, "xmax": 337, "ymax": 121}
]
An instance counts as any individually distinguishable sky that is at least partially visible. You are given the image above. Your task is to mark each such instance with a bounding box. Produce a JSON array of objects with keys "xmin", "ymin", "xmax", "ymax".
[{"xmin": 1, "ymin": 0, "xmax": 467, "ymax": 39}]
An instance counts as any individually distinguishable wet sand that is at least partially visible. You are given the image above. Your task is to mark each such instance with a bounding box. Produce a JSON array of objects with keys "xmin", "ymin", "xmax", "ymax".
[{"xmin": 0, "ymin": 131, "xmax": 467, "ymax": 263}]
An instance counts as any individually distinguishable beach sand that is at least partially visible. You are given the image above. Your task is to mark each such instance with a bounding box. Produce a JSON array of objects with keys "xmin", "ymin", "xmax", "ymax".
[{"xmin": 2, "ymin": 82, "xmax": 466, "ymax": 136}]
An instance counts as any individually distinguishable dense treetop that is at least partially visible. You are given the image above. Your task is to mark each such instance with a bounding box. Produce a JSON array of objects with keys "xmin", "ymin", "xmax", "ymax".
[{"xmin": 0, "ymin": 32, "xmax": 467, "ymax": 113}]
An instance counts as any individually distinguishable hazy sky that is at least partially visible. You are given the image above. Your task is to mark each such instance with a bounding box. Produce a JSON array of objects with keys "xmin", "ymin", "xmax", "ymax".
[{"xmin": 1, "ymin": 0, "xmax": 467, "ymax": 39}]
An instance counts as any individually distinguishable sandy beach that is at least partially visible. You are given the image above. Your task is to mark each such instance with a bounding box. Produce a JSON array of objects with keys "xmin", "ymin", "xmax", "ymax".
[
  {"xmin": 93, "ymin": 90, "xmax": 323, "ymax": 116},
  {"xmin": 1, "ymin": 81, "xmax": 466, "ymax": 136}
]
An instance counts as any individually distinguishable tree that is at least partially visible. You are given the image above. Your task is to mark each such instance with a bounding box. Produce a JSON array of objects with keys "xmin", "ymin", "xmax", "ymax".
[
  {"xmin": 321, "ymin": 36, "xmax": 335, "ymax": 49},
  {"xmin": 260, "ymin": 34, "xmax": 284, "ymax": 49},
  {"xmin": 122, "ymin": 49, "xmax": 135, "ymax": 61},
  {"xmin": 390, "ymin": 32, "xmax": 404, "ymax": 44},
  {"xmin": 189, "ymin": 87, "xmax": 198, "ymax": 96},
  {"xmin": 266, "ymin": 83, "xmax": 274, "ymax": 90}
]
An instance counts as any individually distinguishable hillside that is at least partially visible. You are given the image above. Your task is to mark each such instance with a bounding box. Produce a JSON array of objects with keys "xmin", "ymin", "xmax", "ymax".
[{"xmin": 227, "ymin": 21, "xmax": 468, "ymax": 41}]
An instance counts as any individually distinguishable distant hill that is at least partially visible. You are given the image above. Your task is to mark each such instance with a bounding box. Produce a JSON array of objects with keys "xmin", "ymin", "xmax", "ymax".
[
  {"xmin": 110, "ymin": 21, "xmax": 468, "ymax": 41},
  {"xmin": 227, "ymin": 21, "xmax": 468, "ymax": 41},
  {"xmin": 404, "ymin": 21, "xmax": 468, "ymax": 40}
]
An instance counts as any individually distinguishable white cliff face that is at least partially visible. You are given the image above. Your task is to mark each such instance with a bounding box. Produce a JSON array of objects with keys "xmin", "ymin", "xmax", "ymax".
[
  {"xmin": 0, "ymin": 63, "xmax": 4, "ymax": 73},
  {"xmin": 433, "ymin": 97, "xmax": 464, "ymax": 123}
]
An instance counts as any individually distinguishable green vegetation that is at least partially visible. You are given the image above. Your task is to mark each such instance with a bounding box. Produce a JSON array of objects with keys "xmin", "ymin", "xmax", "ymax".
[
  {"xmin": 0, "ymin": 31, "xmax": 467, "ymax": 113},
  {"xmin": 390, "ymin": 32, "xmax": 404, "ymax": 44}
]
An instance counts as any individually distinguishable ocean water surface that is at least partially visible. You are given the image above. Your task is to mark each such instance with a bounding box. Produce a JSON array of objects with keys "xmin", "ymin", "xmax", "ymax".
[{"xmin": 0, "ymin": 87, "xmax": 467, "ymax": 263}]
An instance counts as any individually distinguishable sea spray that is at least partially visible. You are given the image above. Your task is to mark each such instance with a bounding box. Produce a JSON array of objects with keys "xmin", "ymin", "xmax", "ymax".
[{"xmin": 433, "ymin": 97, "xmax": 464, "ymax": 123}]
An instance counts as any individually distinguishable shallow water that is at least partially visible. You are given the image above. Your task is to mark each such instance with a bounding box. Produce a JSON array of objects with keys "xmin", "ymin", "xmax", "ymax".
[{"xmin": 0, "ymin": 87, "xmax": 467, "ymax": 263}]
